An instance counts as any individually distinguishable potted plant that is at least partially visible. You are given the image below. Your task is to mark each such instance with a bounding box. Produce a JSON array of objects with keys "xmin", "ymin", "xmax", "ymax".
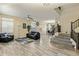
[
  {"xmin": 36, "ymin": 22, "xmax": 39, "ymax": 26},
  {"xmin": 27, "ymin": 25, "xmax": 31, "ymax": 32}
]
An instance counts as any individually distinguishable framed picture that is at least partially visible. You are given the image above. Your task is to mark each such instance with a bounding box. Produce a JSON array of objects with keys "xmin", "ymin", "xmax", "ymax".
[{"xmin": 23, "ymin": 23, "xmax": 26, "ymax": 29}]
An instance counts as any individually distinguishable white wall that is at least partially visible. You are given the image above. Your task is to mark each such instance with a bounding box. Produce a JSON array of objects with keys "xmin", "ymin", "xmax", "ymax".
[{"xmin": 59, "ymin": 5, "xmax": 79, "ymax": 34}]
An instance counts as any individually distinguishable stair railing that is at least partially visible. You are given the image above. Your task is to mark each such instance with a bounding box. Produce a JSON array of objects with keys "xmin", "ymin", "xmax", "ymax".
[{"xmin": 71, "ymin": 19, "xmax": 79, "ymax": 49}]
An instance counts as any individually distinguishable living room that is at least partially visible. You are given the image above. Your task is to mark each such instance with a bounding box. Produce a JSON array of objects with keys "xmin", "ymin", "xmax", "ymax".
[{"xmin": 0, "ymin": 3, "xmax": 79, "ymax": 56}]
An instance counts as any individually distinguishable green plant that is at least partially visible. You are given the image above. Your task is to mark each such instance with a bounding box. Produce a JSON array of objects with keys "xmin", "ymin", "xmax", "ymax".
[
  {"xmin": 27, "ymin": 25, "xmax": 31, "ymax": 32},
  {"xmin": 36, "ymin": 22, "xmax": 39, "ymax": 26}
]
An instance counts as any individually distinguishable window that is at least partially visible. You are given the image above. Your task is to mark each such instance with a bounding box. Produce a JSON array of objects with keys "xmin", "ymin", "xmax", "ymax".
[{"xmin": 2, "ymin": 17, "xmax": 14, "ymax": 33}]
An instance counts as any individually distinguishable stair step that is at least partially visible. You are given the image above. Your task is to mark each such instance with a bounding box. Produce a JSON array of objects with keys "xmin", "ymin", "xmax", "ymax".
[
  {"xmin": 54, "ymin": 37, "xmax": 71, "ymax": 43},
  {"xmin": 51, "ymin": 41, "xmax": 74, "ymax": 50},
  {"xmin": 52, "ymin": 38, "xmax": 72, "ymax": 46},
  {"xmin": 52, "ymin": 41, "xmax": 73, "ymax": 48},
  {"xmin": 55, "ymin": 35, "xmax": 70, "ymax": 39}
]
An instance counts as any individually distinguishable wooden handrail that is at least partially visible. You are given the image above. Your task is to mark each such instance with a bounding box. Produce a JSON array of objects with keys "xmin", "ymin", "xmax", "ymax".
[
  {"xmin": 72, "ymin": 19, "xmax": 79, "ymax": 24},
  {"xmin": 71, "ymin": 19, "xmax": 79, "ymax": 29}
]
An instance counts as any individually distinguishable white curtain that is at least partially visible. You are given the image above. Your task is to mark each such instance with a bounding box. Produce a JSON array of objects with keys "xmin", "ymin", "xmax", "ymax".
[{"xmin": 2, "ymin": 18, "xmax": 14, "ymax": 33}]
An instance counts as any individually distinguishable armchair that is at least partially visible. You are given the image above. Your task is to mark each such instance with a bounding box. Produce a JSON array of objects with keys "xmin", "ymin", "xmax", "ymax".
[
  {"xmin": 26, "ymin": 31, "xmax": 40, "ymax": 40},
  {"xmin": 0, "ymin": 33, "xmax": 14, "ymax": 42}
]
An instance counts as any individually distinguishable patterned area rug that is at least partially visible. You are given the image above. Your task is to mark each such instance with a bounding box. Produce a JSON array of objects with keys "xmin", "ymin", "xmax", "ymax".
[{"xmin": 15, "ymin": 37, "xmax": 34, "ymax": 44}]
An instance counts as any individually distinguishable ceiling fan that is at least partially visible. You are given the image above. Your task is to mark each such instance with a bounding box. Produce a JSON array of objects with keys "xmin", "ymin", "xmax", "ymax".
[
  {"xmin": 27, "ymin": 15, "xmax": 33, "ymax": 20},
  {"xmin": 26, "ymin": 15, "xmax": 39, "ymax": 26},
  {"xmin": 27, "ymin": 15, "xmax": 37, "ymax": 22},
  {"xmin": 54, "ymin": 6, "xmax": 63, "ymax": 15}
]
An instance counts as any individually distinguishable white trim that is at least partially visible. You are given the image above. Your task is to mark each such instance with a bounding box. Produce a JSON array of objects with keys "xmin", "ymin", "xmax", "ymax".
[{"xmin": 70, "ymin": 38, "xmax": 77, "ymax": 50}]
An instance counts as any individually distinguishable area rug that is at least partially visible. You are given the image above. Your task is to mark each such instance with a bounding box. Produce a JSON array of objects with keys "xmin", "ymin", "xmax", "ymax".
[{"xmin": 15, "ymin": 37, "xmax": 34, "ymax": 44}]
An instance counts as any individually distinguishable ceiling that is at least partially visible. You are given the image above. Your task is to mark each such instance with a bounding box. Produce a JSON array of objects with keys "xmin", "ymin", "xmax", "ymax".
[{"xmin": 0, "ymin": 3, "xmax": 78, "ymax": 20}]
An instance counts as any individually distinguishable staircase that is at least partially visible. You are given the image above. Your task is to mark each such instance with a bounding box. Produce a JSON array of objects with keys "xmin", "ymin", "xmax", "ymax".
[
  {"xmin": 51, "ymin": 19, "xmax": 79, "ymax": 50},
  {"xmin": 51, "ymin": 34, "xmax": 74, "ymax": 50}
]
